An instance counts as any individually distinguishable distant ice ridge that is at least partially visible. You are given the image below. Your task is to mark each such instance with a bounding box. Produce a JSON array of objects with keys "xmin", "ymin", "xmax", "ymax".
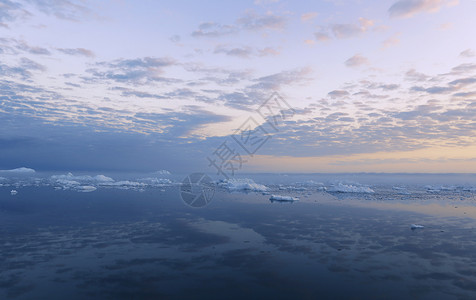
[
  {"xmin": 269, "ymin": 195, "xmax": 299, "ymax": 202},
  {"xmin": 51, "ymin": 173, "xmax": 114, "ymax": 183},
  {"xmin": 100, "ymin": 181, "xmax": 146, "ymax": 187},
  {"xmin": 137, "ymin": 177, "xmax": 172, "ymax": 185},
  {"xmin": 51, "ymin": 173, "xmax": 115, "ymax": 192},
  {"xmin": 49, "ymin": 172, "xmax": 175, "ymax": 192},
  {"xmin": 219, "ymin": 178, "xmax": 268, "ymax": 192},
  {"xmin": 328, "ymin": 183, "xmax": 374, "ymax": 193},
  {"xmin": 0, "ymin": 167, "xmax": 36, "ymax": 174}
]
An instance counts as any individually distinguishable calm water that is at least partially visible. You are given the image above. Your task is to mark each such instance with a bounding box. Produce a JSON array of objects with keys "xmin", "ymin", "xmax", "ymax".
[{"xmin": 2, "ymin": 174, "xmax": 476, "ymax": 299}]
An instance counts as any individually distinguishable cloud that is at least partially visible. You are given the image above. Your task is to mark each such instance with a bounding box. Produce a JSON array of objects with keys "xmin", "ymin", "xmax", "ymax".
[
  {"xmin": 0, "ymin": 0, "xmax": 26, "ymax": 28},
  {"xmin": 405, "ymin": 69, "xmax": 429, "ymax": 81},
  {"xmin": 301, "ymin": 12, "xmax": 318, "ymax": 22},
  {"xmin": 459, "ymin": 49, "xmax": 475, "ymax": 58},
  {"xmin": 250, "ymin": 67, "xmax": 312, "ymax": 90},
  {"xmin": 331, "ymin": 17, "xmax": 374, "ymax": 39},
  {"xmin": 192, "ymin": 11, "xmax": 286, "ymax": 38},
  {"xmin": 57, "ymin": 47, "xmax": 95, "ymax": 57},
  {"xmin": 315, "ymin": 17, "xmax": 374, "ymax": 41},
  {"xmin": 237, "ymin": 11, "xmax": 286, "ymax": 31},
  {"xmin": 345, "ymin": 54, "xmax": 369, "ymax": 68},
  {"xmin": 411, "ymin": 85, "xmax": 454, "ymax": 94},
  {"xmin": 85, "ymin": 57, "xmax": 177, "ymax": 84},
  {"xmin": 453, "ymin": 91, "xmax": 476, "ymax": 98},
  {"xmin": 214, "ymin": 45, "xmax": 279, "ymax": 58},
  {"xmin": 20, "ymin": 57, "xmax": 46, "ymax": 71},
  {"xmin": 314, "ymin": 32, "xmax": 331, "ymax": 42},
  {"xmin": 214, "ymin": 46, "xmax": 254, "ymax": 58},
  {"xmin": 382, "ymin": 33, "xmax": 401, "ymax": 49},
  {"xmin": 28, "ymin": 0, "xmax": 93, "ymax": 22},
  {"xmin": 388, "ymin": 0, "xmax": 455, "ymax": 18},
  {"xmin": 379, "ymin": 84, "xmax": 400, "ymax": 90},
  {"xmin": 191, "ymin": 22, "xmax": 237, "ymax": 37},
  {"xmin": 450, "ymin": 63, "xmax": 476, "ymax": 75},
  {"xmin": 328, "ymin": 90, "xmax": 349, "ymax": 98},
  {"xmin": 448, "ymin": 77, "xmax": 476, "ymax": 87},
  {"xmin": 16, "ymin": 40, "xmax": 51, "ymax": 55}
]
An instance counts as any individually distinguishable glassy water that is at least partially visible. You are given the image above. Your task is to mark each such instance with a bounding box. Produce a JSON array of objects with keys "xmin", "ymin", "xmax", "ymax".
[{"xmin": 1, "ymin": 173, "xmax": 476, "ymax": 299}]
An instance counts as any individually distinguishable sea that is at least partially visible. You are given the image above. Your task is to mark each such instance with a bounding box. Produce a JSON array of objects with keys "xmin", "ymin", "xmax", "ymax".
[{"xmin": 2, "ymin": 171, "xmax": 476, "ymax": 299}]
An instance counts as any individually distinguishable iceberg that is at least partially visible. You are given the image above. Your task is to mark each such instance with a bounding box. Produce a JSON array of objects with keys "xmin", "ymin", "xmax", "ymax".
[
  {"xmin": 0, "ymin": 167, "xmax": 36, "ymax": 174},
  {"xmin": 51, "ymin": 173, "xmax": 113, "ymax": 183},
  {"xmin": 328, "ymin": 183, "xmax": 374, "ymax": 193},
  {"xmin": 93, "ymin": 175, "xmax": 114, "ymax": 182},
  {"xmin": 76, "ymin": 186, "xmax": 97, "ymax": 192},
  {"xmin": 269, "ymin": 195, "xmax": 299, "ymax": 202},
  {"xmin": 219, "ymin": 178, "xmax": 268, "ymax": 192},
  {"xmin": 410, "ymin": 224, "xmax": 424, "ymax": 230},
  {"xmin": 10, "ymin": 190, "xmax": 18, "ymax": 195}
]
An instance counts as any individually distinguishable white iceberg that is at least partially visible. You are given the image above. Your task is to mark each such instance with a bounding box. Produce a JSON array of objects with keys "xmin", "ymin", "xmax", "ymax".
[
  {"xmin": 219, "ymin": 178, "xmax": 268, "ymax": 192},
  {"xmin": 51, "ymin": 173, "xmax": 114, "ymax": 183},
  {"xmin": 0, "ymin": 167, "xmax": 36, "ymax": 174},
  {"xmin": 410, "ymin": 224, "xmax": 424, "ymax": 230},
  {"xmin": 269, "ymin": 195, "xmax": 299, "ymax": 202},
  {"xmin": 92, "ymin": 175, "xmax": 114, "ymax": 182},
  {"xmin": 328, "ymin": 183, "xmax": 374, "ymax": 193},
  {"xmin": 10, "ymin": 190, "xmax": 18, "ymax": 195},
  {"xmin": 76, "ymin": 186, "xmax": 97, "ymax": 192}
]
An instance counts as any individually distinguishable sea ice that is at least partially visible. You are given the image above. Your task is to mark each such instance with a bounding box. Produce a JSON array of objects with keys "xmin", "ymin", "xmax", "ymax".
[
  {"xmin": 219, "ymin": 178, "xmax": 268, "ymax": 192},
  {"xmin": 137, "ymin": 177, "xmax": 172, "ymax": 185},
  {"xmin": 269, "ymin": 195, "xmax": 299, "ymax": 201},
  {"xmin": 76, "ymin": 186, "xmax": 97, "ymax": 192},
  {"xmin": 328, "ymin": 183, "xmax": 374, "ymax": 193},
  {"xmin": 10, "ymin": 190, "xmax": 18, "ymax": 195},
  {"xmin": 154, "ymin": 170, "xmax": 171, "ymax": 176}
]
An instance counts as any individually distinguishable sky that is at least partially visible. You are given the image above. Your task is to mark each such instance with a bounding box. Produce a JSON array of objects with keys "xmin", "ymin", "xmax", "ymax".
[{"xmin": 1, "ymin": 0, "xmax": 476, "ymax": 173}]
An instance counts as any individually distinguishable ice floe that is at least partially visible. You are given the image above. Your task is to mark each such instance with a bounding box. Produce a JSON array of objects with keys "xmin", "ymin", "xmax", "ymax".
[
  {"xmin": 10, "ymin": 190, "xmax": 18, "ymax": 195},
  {"xmin": 76, "ymin": 186, "xmax": 97, "ymax": 193},
  {"xmin": 137, "ymin": 177, "xmax": 172, "ymax": 185},
  {"xmin": 411, "ymin": 224, "xmax": 424, "ymax": 230},
  {"xmin": 218, "ymin": 178, "xmax": 268, "ymax": 192},
  {"xmin": 328, "ymin": 183, "xmax": 374, "ymax": 193},
  {"xmin": 269, "ymin": 195, "xmax": 299, "ymax": 202},
  {"xmin": 100, "ymin": 180, "xmax": 146, "ymax": 187}
]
